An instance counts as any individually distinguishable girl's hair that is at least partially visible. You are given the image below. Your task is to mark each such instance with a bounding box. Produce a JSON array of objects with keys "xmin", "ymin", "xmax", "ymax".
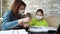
[
  {"xmin": 36, "ymin": 9, "xmax": 44, "ymax": 15},
  {"xmin": 11, "ymin": 0, "xmax": 26, "ymax": 16},
  {"xmin": 23, "ymin": 13, "xmax": 32, "ymax": 18}
]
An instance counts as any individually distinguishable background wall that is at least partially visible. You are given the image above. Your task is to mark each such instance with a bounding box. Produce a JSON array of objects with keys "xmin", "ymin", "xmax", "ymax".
[
  {"xmin": 0, "ymin": 0, "xmax": 1, "ymax": 17},
  {"xmin": 1, "ymin": 0, "xmax": 60, "ymax": 28}
]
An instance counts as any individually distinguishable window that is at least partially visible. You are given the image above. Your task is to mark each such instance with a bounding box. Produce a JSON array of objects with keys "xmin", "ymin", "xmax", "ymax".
[{"xmin": 2, "ymin": 0, "xmax": 14, "ymax": 17}]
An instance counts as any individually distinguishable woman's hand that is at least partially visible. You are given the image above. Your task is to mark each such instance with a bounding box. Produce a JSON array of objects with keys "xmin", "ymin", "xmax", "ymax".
[
  {"xmin": 18, "ymin": 17, "xmax": 31, "ymax": 26},
  {"xmin": 18, "ymin": 19, "xmax": 23, "ymax": 26},
  {"xmin": 23, "ymin": 17, "xmax": 31, "ymax": 23},
  {"xmin": 22, "ymin": 17, "xmax": 31, "ymax": 28},
  {"xmin": 23, "ymin": 23, "xmax": 29, "ymax": 28}
]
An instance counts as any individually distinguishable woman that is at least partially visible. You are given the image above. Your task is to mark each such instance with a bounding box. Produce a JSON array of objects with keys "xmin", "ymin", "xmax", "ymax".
[
  {"xmin": 30, "ymin": 9, "xmax": 48, "ymax": 26},
  {"xmin": 2, "ymin": 0, "xmax": 31, "ymax": 30}
]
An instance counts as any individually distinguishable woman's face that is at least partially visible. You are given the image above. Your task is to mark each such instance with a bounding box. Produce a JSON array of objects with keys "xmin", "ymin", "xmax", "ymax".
[
  {"xmin": 19, "ymin": 5, "xmax": 25, "ymax": 10},
  {"xmin": 18, "ymin": 5, "xmax": 25, "ymax": 15}
]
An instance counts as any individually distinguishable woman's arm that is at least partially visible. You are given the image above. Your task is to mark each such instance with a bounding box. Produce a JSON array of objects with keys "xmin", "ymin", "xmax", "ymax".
[
  {"xmin": 1, "ymin": 10, "xmax": 31, "ymax": 30},
  {"xmin": 1, "ymin": 10, "xmax": 18, "ymax": 30}
]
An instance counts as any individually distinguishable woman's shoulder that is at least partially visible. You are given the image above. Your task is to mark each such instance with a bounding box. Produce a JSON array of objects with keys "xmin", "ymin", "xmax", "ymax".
[
  {"xmin": 5, "ymin": 10, "xmax": 12, "ymax": 13},
  {"xmin": 3, "ymin": 10, "xmax": 12, "ymax": 17}
]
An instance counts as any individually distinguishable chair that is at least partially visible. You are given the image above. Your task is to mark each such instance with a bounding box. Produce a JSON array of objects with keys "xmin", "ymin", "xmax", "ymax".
[{"xmin": 56, "ymin": 24, "xmax": 60, "ymax": 34}]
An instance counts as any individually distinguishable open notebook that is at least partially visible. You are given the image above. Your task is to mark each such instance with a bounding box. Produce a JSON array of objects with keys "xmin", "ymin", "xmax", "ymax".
[{"xmin": 29, "ymin": 26, "xmax": 57, "ymax": 32}]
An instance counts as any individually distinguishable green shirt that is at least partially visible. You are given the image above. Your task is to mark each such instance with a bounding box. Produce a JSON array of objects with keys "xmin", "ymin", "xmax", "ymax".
[{"xmin": 29, "ymin": 18, "xmax": 48, "ymax": 26}]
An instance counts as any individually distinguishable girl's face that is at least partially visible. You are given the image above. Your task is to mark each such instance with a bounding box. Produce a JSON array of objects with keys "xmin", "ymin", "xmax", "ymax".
[
  {"xmin": 36, "ymin": 11, "xmax": 43, "ymax": 20},
  {"xmin": 36, "ymin": 11, "xmax": 43, "ymax": 16}
]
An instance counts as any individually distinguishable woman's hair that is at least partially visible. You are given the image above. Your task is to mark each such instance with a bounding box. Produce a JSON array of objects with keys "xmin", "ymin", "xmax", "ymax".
[
  {"xmin": 11, "ymin": 0, "xmax": 26, "ymax": 15},
  {"xmin": 36, "ymin": 9, "xmax": 44, "ymax": 15}
]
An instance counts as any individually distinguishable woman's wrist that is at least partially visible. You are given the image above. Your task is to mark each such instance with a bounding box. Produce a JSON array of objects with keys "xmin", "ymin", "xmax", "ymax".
[{"xmin": 18, "ymin": 19, "xmax": 23, "ymax": 25}]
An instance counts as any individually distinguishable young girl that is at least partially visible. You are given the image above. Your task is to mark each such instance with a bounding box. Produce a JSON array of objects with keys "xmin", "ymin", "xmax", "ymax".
[
  {"xmin": 23, "ymin": 13, "xmax": 32, "ymax": 28},
  {"xmin": 30, "ymin": 9, "xmax": 48, "ymax": 26}
]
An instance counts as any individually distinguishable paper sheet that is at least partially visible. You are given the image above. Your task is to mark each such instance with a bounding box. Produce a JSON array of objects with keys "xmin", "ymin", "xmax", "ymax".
[{"xmin": 0, "ymin": 30, "xmax": 13, "ymax": 34}]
